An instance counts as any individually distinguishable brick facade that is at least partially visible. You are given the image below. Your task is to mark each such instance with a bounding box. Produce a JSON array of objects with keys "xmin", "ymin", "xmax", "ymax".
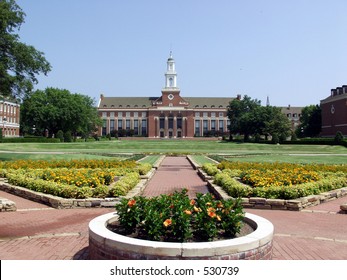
[
  {"xmin": 321, "ymin": 85, "xmax": 347, "ymax": 137},
  {"xmin": 0, "ymin": 98, "xmax": 20, "ymax": 137}
]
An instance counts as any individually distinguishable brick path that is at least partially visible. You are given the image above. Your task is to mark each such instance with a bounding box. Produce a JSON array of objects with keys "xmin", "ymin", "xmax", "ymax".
[
  {"xmin": 1, "ymin": 156, "xmax": 347, "ymax": 260},
  {"xmin": 142, "ymin": 156, "xmax": 209, "ymax": 198}
]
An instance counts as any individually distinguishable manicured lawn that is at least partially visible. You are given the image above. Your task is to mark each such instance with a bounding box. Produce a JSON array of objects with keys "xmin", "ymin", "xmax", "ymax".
[
  {"xmin": 190, "ymin": 155, "xmax": 217, "ymax": 165},
  {"xmin": 138, "ymin": 155, "xmax": 162, "ymax": 165},
  {"xmin": 0, "ymin": 140, "xmax": 346, "ymax": 164}
]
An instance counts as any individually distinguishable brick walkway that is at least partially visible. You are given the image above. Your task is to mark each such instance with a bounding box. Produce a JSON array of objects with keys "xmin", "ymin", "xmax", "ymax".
[
  {"xmin": 0, "ymin": 157, "xmax": 347, "ymax": 260},
  {"xmin": 142, "ymin": 156, "xmax": 209, "ymax": 198}
]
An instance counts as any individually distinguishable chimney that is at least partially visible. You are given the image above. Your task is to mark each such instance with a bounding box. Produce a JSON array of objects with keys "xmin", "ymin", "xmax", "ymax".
[{"xmin": 100, "ymin": 93, "xmax": 104, "ymax": 100}]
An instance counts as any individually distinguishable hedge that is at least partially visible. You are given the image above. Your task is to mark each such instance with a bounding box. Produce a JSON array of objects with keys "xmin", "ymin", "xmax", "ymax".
[{"xmin": 1, "ymin": 137, "xmax": 60, "ymax": 143}]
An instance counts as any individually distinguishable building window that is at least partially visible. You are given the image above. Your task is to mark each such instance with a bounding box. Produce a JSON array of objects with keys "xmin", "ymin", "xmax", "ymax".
[
  {"xmin": 110, "ymin": 112, "xmax": 115, "ymax": 118},
  {"xmin": 118, "ymin": 119, "xmax": 123, "ymax": 130},
  {"xmin": 134, "ymin": 112, "xmax": 138, "ymax": 118},
  {"xmin": 102, "ymin": 119, "xmax": 107, "ymax": 136},
  {"xmin": 168, "ymin": 118, "xmax": 174, "ymax": 129},
  {"xmin": 160, "ymin": 118, "xmax": 165, "ymax": 129},
  {"xmin": 141, "ymin": 119, "xmax": 147, "ymax": 136},
  {"xmin": 134, "ymin": 120, "xmax": 139, "ymax": 135},
  {"xmin": 142, "ymin": 112, "xmax": 147, "ymax": 118},
  {"xmin": 203, "ymin": 112, "xmax": 208, "ymax": 118},
  {"xmin": 211, "ymin": 120, "xmax": 216, "ymax": 131},
  {"xmin": 126, "ymin": 119, "xmax": 131, "ymax": 130},
  {"xmin": 219, "ymin": 112, "xmax": 224, "ymax": 117},
  {"xmin": 219, "ymin": 120, "xmax": 224, "ymax": 132},
  {"xmin": 118, "ymin": 112, "xmax": 123, "ymax": 118},
  {"xmin": 126, "ymin": 112, "xmax": 130, "ymax": 118},
  {"xmin": 102, "ymin": 112, "xmax": 107, "ymax": 118},
  {"xmin": 211, "ymin": 112, "xmax": 216, "ymax": 118},
  {"xmin": 177, "ymin": 118, "xmax": 182, "ymax": 129},
  {"xmin": 203, "ymin": 120, "xmax": 208, "ymax": 135},
  {"xmin": 195, "ymin": 120, "xmax": 200, "ymax": 136},
  {"xmin": 195, "ymin": 112, "xmax": 200, "ymax": 118},
  {"xmin": 110, "ymin": 120, "xmax": 115, "ymax": 132}
]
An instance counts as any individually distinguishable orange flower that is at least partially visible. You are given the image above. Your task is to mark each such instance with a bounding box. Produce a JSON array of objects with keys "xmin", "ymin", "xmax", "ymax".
[
  {"xmin": 207, "ymin": 207, "xmax": 216, "ymax": 218},
  {"xmin": 208, "ymin": 211, "xmax": 216, "ymax": 218},
  {"xmin": 190, "ymin": 199, "xmax": 196, "ymax": 206},
  {"xmin": 184, "ymin": 210, "xmax": 192, "ymax": 215},
  {"xmin": 163, "ymin": 219, "xmax": 172, "ymax": 227},
  {"xmin": 127, "ymin": 199, "xmax": 136, "ymax": 207},
  {"xmin": 216, "ymin": 215, "xmax": 221, "ymax": 221},
  {"xmin": 217, "ymin": 202, "xmax": 224, "ymax": 208}
]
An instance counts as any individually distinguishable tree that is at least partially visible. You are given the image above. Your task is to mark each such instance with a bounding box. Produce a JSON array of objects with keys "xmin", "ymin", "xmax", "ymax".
[
  {"xmin": 20, "ymin": 87, "xmax": 102, "ymax": 137},
  {"xmin": 0, "ymin": 0, "xmax": 51, "ymax": 100},
  {"xmin": 262, "ymin": 106, "xmax": 291, "ymax": 141},
  {"xmin": 297, "ymin": 105, "xmax": 321, "ymax": 137},
  {"xmin": 227, "ymin": 95, "xmax": 291, "ymax": 141},
  {"xmin": 227, "ymin": 95, "xmax": 261, "ymax": 140}
]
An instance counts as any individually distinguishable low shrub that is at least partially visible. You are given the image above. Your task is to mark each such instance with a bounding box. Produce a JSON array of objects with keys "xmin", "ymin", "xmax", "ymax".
[
  {"xmin": 115, "ymin": 189, "xmax": 244, "ymax": 242},
  {"xmin": 202, "ymin": 163, "xmax": 219, "ymax": 176},
  {"xmin": 109, "ymin": 172, "xmax": 140, "ymax": 197}
]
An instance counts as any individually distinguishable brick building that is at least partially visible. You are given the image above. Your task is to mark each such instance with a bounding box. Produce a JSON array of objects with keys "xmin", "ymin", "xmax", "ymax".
[
  {"xmin": 321, "ymin": 85, "xmax": 347, "ymax": 137},
  {"xmin": 0, "ymin": 98, "xmax": 20, "ymax": 137},
  {"xmin": 281, "ymin": 105, "xmax": 302, "ymax": 132},
  {"xmin": 97, "ymin": 53, "xmax": 234, "ymax": 138}
]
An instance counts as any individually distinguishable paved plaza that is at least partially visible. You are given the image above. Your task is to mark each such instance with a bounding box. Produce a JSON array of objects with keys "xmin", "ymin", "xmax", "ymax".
[{"xmin": 1, "ymin": 157, "xmax": 347, "ymax": 260}]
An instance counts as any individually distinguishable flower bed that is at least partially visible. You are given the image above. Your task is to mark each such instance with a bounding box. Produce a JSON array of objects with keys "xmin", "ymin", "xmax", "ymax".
[
  {"xmin": 202, "ymin": 162, "xmax": 347, "ymax": 200},
  {"xmin": 0, "ymin": 159, "xmax": 152, "ymax": 199},
  {"xmin": 114, "ymin": 190, "xmax": 244, "ymax": 242},
  {"xmin": 89, "ymin": 211, "xmax": 274, "ymax": 260}
]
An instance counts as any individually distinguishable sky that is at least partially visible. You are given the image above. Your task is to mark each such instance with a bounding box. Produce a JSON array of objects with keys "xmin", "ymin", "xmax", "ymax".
[{"xmin": 15, "ymin": 0, "xmax": 347, "ymax": 107}]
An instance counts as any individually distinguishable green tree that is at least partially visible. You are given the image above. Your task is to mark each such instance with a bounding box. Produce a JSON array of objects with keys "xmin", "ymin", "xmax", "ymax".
[
  {"xmin": 0, "ymin": 0, "xmax": 51, "ymax": 99},
  {"xmin": 297, "ymin": 105, "xmax": 321, "ymax": 137},
  {"xmin": 227, "ymin": 95, "xmax": 261, "ymax": 141},
  {"xmin": 262, "ymin": 106, "xmax": 291, "ymax": 141},
  {"xmin": 227, "ymin": 96, "xmax": 291, "ymax": 141},
  {"xmin": 20, "ymin": 87, "xmax": 102, "ymax": 137}
]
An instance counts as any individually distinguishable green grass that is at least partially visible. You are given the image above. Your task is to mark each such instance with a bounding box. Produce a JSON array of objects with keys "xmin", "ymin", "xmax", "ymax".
[
  {"xmin": 0, "ymin": 140, "xmax": 346, "ymax": 164},
  {"xmin": 0, "ymin": 152, "xmax": 121, "ymax": 161},
  {"xmin": 190, "ymin": 155, "xmax": 217, "ymax": 165},
  {"xmin": 138, "ymin": 155, "xmax": 162, "ymax": 165}
]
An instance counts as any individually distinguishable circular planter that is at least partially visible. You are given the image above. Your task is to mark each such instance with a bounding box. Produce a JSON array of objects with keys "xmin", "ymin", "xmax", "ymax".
[{"xmin": 89, "ymin": 212, "xmax": 274, "ymax": 260}]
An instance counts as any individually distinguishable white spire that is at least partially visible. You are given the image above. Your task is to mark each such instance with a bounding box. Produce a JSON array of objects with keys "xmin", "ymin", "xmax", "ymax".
[{"xmin": 165, "ymin": 52, "xmax": 177, "ymax": 88}]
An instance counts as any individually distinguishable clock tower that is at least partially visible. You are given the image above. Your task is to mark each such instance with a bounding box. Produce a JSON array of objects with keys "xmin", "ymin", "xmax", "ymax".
[{"xmin": 165, "ymin": 51, "xmax": 178, "ymax": 88}]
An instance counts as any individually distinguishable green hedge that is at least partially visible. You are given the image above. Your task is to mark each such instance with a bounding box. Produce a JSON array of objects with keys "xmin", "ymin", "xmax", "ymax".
[{"xmin": 1, "ymin": 137, "xmax": 61, "ymax": 143}]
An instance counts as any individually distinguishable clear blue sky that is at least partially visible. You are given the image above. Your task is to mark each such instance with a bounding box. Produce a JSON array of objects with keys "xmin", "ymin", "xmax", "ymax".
[{"xmin": 16, "ymin": 0, "xmax": 347, "ymax": 106}]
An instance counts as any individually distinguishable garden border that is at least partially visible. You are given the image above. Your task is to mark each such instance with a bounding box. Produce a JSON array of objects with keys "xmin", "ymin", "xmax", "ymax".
[
  {"xmin": 0, "ymin": 168, "xmax": 156, "ymax": 209},
  {"xmin": 192, "ymin": 158, "xmax": 347, "ymax": 212}
]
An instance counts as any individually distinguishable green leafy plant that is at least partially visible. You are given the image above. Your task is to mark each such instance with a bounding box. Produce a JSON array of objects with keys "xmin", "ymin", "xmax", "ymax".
[{"xmin": 114, "ymin": 189, "xmax": 245, "ymax": 242}]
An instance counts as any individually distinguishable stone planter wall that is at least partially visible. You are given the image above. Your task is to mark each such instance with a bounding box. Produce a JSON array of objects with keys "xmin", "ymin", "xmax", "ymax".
[
  {"xmin": 198, "ymin": 168, "xmax": 347, "ymax": 211},
  {"xmin": 0, "ymin": 168, "xmax": 155, "ymax": 209},
  {"xmin": 89, "ymin": 212, "xmax": 274, "ymax": 260}
]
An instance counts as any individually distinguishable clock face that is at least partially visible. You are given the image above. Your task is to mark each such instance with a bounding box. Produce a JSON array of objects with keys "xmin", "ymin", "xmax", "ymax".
[
  {"xmin": 331, "ymin": 105, "xmax": 335, "ymax": 114},
  {"xmin": 168, "ymin": 94, "xmax": 174, "ymax": 100}
]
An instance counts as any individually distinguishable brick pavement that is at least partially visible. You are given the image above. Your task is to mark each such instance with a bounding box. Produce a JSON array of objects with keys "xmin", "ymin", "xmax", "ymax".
[
  {"xmin": 142, "ymin": 156, "xmax": 209, "ymax": 198},
  {"xmin": 0, "ymin": 157, "xmax": 347, "ymax": 260}
]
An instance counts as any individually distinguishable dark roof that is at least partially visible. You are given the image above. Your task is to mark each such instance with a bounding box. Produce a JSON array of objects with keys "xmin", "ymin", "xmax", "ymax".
[
  {"xmin": 99, "ymin": 96, "xmax": 234, "ymax": 109},
  {"xmin": 99, "ymin": 97, "xmax": 157, "ymax": 108}
]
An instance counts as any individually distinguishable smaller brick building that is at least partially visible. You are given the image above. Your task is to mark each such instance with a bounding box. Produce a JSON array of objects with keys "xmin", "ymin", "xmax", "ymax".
[
  {"xmin": 321, "ymin": 85, "xmax": 347, "ymax": 137},
  {"xmin": 0, "ymin": 97, "xmax": 20, "ymax": 137}
]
